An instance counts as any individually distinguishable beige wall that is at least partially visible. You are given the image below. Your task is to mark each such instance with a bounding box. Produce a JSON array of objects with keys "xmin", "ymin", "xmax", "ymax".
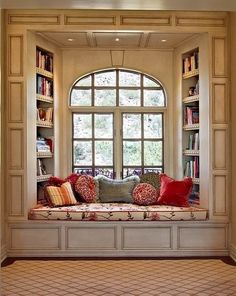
[
  {"xmin": 61, "ymin": 49, "xmax": 173, "ymax": 177},
  {"xmin": 230, "ymin": 12, "xmax": 236, "ymax": 253}
]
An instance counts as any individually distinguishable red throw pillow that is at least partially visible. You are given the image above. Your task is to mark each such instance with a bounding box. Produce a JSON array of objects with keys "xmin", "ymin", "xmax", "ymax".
[
  {"xmin": 157, "ymin": 174, "xmax": 192, "ymax": 207},
  {"xmin": 133, "ymin": 183, "xmax": 159, "ymax": 206},
  {"xmin": 74, "ymin": 175, "xmax": 97, "ymax": 203}
]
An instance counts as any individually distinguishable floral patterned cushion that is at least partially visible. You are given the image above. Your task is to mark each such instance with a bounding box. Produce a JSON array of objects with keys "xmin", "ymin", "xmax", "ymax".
[
  {"xmin": 133, "ymin": 183, "xmax": 158, "ymax": 205},
  {"xmin": 74, "ymin": 175, "xmax": 97, "ymax": 203}
]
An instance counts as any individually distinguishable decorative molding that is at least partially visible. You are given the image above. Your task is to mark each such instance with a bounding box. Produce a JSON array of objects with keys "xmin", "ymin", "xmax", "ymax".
[
  {"xmin": 230, "ymin": 244, "xmax": 236, "ymax": 262},
  {"xmin": 212, "ymin": 83, "xmax": 228, "ymax": 124},
  {"xmin": 120, "ymin": 15, "xmax": 171, "ymax": 26},
  {"xmin": 8, "ymin": 35, "xmax": 23, "ymax": 77},
  {"xmin": 8, "ymin": 81, "xmax": 24, "ymax": 123},
  {"xmin": 110, "ymin": 50, "xmax": 124, "ymax": 67},
  {"xmin": 8, "ymin": 174, "xmax": 24, "ymax": 217},
  {"xmin": 8, "ymin": 128, "xmax": 24, "ymax": 170},
  {"xmin": 8, "ymin": 14, "xmax": 60, "ymax": 25},
  {"xmin": 1, "ymin": 244, "xmax": 7, "ymax": 263},
  {"xmin": 212, "ymin": 174, "xmax": 228, "ymax": 216},
  {"xmin": 212, "ymin": 128, "xmax": 228, "ymax": 170},
  {"xmin": 65, "ymin": 15, "xmax": 116, "ymax": 25},
  {"xmin": 176, "ymin": 17, "xmax": 225, "ymax": 27},
  {"xmin": 212, "ymin": 37, "xmax": 227, "ymax": 78}
]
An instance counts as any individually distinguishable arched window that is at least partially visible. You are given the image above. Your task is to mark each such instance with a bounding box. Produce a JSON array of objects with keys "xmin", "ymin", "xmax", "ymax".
[{"xmin": 70, "ymin": 69, "xmax": 166, "ymax": 178}]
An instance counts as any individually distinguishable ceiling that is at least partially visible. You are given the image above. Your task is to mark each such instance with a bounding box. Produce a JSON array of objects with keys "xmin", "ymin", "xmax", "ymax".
[
  {"xmin": 38, "ymin": 31, "xmax": 196, "ymax": 49},
  {"xmin": 1, "ymin": 0, "xmax": 236, "ymax": 10}
]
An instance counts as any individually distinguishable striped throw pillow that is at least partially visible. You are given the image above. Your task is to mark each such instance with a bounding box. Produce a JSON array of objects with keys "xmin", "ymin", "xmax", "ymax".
[{"xmin": 46, "ymin": 182, "xmax": 77, "ymax": 206}]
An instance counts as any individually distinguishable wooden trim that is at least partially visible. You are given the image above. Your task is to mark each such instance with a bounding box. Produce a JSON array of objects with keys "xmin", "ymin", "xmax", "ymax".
[
  {"xmin": 176, "ymin": 17, "xmax": 225, "ymax": 27},
  {"xmin": 120, "ymin": 15, "xmax": 171, "ymax": 26},
  {"xmin": 8, "ymin": 14, "xmax": 60, "ymax": 25},
  {"xmin": 212, "ymin": 174, "xmax": 228, "ymax": 216},
  {"xmin": 8, "ymin": 128, "xmax": 24, "ymax": 170},
  {"xmin": 65, "ymin": 15, "xmax": 116, "ymax": 25},
  {"xmin": 8, "ymin": 173, "xmax": 24, "ymax": 217},
  {"xmin": 212, "ymin": 37, "xmax": 227, "ymax": 78},
  {"xmin": 8, "ymin": 81, "xmax": 24, "ymax": 123},
  {"xmin": 212, "ymin": 128, "xmax": 228, "ymax": 170},
  {"xmin": 8, "ymin": 35, "xmax": 23, "ymax": 77},
  {"xmin": 212, "ymin": 83, "xmax": 228, "ymax": 124}
]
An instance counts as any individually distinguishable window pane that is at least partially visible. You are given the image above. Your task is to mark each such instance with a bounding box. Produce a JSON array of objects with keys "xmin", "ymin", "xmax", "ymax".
[
  {"xmin": 144, "ymin": 141, "xmax": 162, "ymax": 166},
  {"xmin": 95, "ymin": 89, "xmax": 116, "ymax": 106},
  {"xmin": 73, "ymin": 141, "xmax": 92, "ymax": 165},
  {"xmin": 95, "ymin": 114, "xmax": 113, "ymax": 138},
  {"xmin": 123, "ymin": 141, "xmax": 141, "ymax": 166},
  {"xmin": 119, "ymin": 71, "xmax": 140, "ymax": 86},
  {"xmin": 95, "ymin": 168, "xmax": 114, "ymax": 178},
  {"xmin": 75, "ymin": 76, "xmax": 91, "ymax": 87},
  {"xmin": 71, "ymin": 89, "xmax": 91, "ymax": 106},
  {"xmin": 123, "ymin": 168, "xmax": 142, "ymax": 177},
  {"xmin": 119, "ymin": 89, "xmax": 140, "ymax": 106},
  {"xmin": 123, "ymin": 114, "xmax": 141, "ymax": 138},
  {"xmin": 144, "ymin": 114, "xmax": 162, "ymax": 138},
  {"xmin": 74, "ymin": 168, "xmax": 93, "ymax": 175},
  {"xmin": 144, "ymin": 90, "xmax": 165, "ymax": 106},
  {"xmin": 144, "ymin": 76, "xmax": 160, "ymax": 87},
  {"xmin": 95, "ymin": 141, "xmax": 113, "ymax": 166},
  {"xmin": 73, "ymin": 114, "xmax": 92, "ymax": 138},
  {"xmin": 95, "ymin": 71, "xmax": 116, "ymax": 86}
]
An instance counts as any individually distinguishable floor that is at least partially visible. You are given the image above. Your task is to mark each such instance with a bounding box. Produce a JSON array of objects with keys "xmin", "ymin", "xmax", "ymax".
[{"xmin": 1, "ymin": 258, "xmax": 236, "ymax": 296}]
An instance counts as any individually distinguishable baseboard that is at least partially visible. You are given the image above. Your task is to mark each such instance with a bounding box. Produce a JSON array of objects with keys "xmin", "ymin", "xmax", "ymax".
[
  {"xmin": 230, "ymin": 243, "xmax": 236, "ymax": 262},
  {"xmin": 1, "ymin": 244, "xmax": 7, "ymax": 263}
]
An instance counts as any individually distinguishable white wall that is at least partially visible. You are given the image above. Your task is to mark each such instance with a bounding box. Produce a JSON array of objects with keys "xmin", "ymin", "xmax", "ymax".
[
  {"xmin": 230, "ymin": 12, "xmax": 236, "ymax": 260},
  {"xmin": 61, "ymin": 49, "xmax": 173, "ymax": 178}
]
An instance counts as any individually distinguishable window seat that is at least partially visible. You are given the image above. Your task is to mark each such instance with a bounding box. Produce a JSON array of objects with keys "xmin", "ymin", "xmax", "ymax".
[{"xmin": 29, "ymin": 203, "xmax": 208, "ymax": 221}]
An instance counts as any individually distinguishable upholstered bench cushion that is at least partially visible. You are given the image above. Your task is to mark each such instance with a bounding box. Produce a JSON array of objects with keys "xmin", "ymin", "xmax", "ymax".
[{"xmin": 29, "ymin": 203, "xmax": 207, "ymax": 221}]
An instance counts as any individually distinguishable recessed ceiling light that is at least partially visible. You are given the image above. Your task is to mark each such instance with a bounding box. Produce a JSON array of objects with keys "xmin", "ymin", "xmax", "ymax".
[
  {"xmin": 115, "ymin": 38, "xmax": 120, "ymax": 42},
  {"xmin": 161, "ymin": 39, "xmax": 167, "ymax": 42},
  {"xmin": 67, "ymin": 38, "xmax": 74, "ymax": 42}
]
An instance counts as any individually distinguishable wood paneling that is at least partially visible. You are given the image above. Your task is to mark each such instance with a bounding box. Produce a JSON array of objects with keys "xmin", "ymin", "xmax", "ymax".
[
  {"xmin": 176, "ymin": 17, "xmax": 225, "ymax": 27},
  {"xmin": 8, "ymin": 81, "xmax": 24, "ymax": 123},
  {"xmin": 8, "ymin": 128, "xmax": 24, "ymax": 170},
  {"xmin": 212, "ymin": 83, "xmax": 228, "ymax": 124},
  {"xmin": 8, "ymin": 174, "xmax": 24, "ymax": 216},
  {"xmin": 120, "ymin": 16, "xmax": 171, "ymax": 26},
  {"xmin": 213, "ymin": 174, "xmax": 228, "ymax": 215},
  {"xmin": 212, "ymin": 37, "xmax": 227, "ymax": 77},
  {"xmin": 110, "ymin": 50, "xmax": 124, "ymax": 66},
  {"xmin": 213, "ymin": 129, "xmax": 227, "ymax": 170},
  {"xmin": 8, "ymin": 14, "xmax": 60, "ymax": 25},
  {"xmin": 8, "ymin": 35, "xmax": 23, "ymax": 76},
  {"xmin": 65, "ymin": 15, "xmax": 116, "ymax": 25}
]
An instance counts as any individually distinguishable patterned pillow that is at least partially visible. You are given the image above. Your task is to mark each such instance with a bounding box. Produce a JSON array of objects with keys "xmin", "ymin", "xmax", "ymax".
[
  {"xmin": 74, "ymin": 175, "xmax": 97, "ymax": 203},
  {"xmin": 133, "ymin": 183, "xmax": 158, "ymax": 205},
  {"xmin": 140, "ymin": 172, "xmax": 160, "ymax": 190},
  {"xmin": 46, "ymin": 182, "xmax": 77, "ymax": 207}
]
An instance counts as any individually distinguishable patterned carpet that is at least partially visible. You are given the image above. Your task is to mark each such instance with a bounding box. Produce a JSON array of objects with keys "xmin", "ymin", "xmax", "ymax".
[{"xmin": 1, "ymin": 258, "xmax": 236, "ymax": 296}]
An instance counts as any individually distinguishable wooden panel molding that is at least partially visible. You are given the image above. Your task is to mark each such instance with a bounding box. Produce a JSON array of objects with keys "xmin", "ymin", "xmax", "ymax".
[
  {"xmin": 213, "ymin": 174, "xmax": 228, "ymax": 216},
  {"xmin": 213, "ymin": 128, "xmax": 228, "ymax": 170},
  {"xmin": 65, "ymin": 15, "xmax": 116, "ymax": 25},
  {"xmin": 8, "ymin": 14, "xmax": 60, "ymax": 25},
  {"xmin": 8, "ymin": 35, "xmax": 23, "ymax": 77},
  {"xmin": 8, "ymin": 174, "xmax": 24, "ymax": 216},
  {"xmin": 212, "ymin": 37, "xmax": 227, "ymax": 77},
  {"xmin": 176, "ymin": 17, "xmax": 225, "ymax": 27},
  {"xmin": 120, "ymin": 16, "xmax": 171, "ymax": 26},
  {"xmin": 110, "ymin": 50, "xmax": 124, "ymax": 66},
  {"xmin": 8, "ymin": 128, "xmax": 24, "ymax": 170},
  {"xmin": 212, "ymin": 83, "xmax": 228, "ymax": 124},
  {"xmin": 8, "ymin": 81, "xmax": 24, "ymax": 123}
]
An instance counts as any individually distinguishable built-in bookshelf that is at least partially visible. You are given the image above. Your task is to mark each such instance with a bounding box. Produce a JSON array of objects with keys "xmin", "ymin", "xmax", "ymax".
[
  {"xmin": 36, "ymin": 46, "xmax": 54, "ymax": 203},
  {"xmin": 182, "ymin": 48, "xmax": 200, "ymax": 206}
]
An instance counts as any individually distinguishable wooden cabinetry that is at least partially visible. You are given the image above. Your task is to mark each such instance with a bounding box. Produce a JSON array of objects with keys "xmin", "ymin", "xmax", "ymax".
[
  {"xmin": 182, "ymin": 48, "xmax": 200, "ymax": 206},
  {"xmin": 36, "ymin": 47, "xmax": 54, "ymax": 203}
]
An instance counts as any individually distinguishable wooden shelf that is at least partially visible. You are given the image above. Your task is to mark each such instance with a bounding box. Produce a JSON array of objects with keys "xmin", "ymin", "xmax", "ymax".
[
  {"xmin": 37, "ymin": 152, "xmax": 53, "ymax": 158},
  {"xmin": 183, "ymin": 69, "xmax": 199, "ymax": 79},
  {"xmin": 183, "ymin": 150, "xmax": 199, "ymax": 156},
  {"xmin": 37, "ymin": 120, "xmax": 53, "ymax": 128},
  {"xmin": 183, "ymin": 124, "xmax": 199, "ymax": 131},
  {"xmin": 37, "ymin": 174, "xmax": 52, "ymax": 182},
  {"xmin": 36, "ymin": 67, "xmax": 53, "ymax": 79},
  {"xmin": 36, "ymin": 93, "xmax": 53, "ymax": 103},
  {"xmin": 183, "ymin": 95, "xmax": 199, "ymax": 104}
]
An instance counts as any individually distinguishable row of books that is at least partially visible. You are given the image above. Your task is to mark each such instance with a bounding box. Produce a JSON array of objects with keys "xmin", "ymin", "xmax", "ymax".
[
  {"xmin": 184, "ymin": 106, "xmax": 199, "ymax": 125},
  {"xmin": 36, "ymin": 76, "xmax": 53, "ymax": 97},
  {"xmin": 37, "ymin": 159, "xmax": 47, "ymax": 176},
  {"xmin": 183, "ymin": 51, "xmax": 199, "ymax": 74},
  {"xmin": 184, "ymin": 157, "xmax": 199, "ymax": 178},
  {"xmin": 36, "ymin": 50, "xmax": 53, "ymax": 73},
  {"xmin": 37, "ymin": 107, "xmax": 53, "ymax": 123},
  {"xmin": 37, "ymin": 137, "xmax": 54, "ymax": 153},
  {"xmin": 187, "ymin": 132, "xmax": 199, "ymax": 150}
]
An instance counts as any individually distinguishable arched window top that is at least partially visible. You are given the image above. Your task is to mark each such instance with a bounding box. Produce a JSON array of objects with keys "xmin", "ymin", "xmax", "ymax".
[{"xmin": 70, "ymin": 69, "xmax": 166, "ymax": 107}]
